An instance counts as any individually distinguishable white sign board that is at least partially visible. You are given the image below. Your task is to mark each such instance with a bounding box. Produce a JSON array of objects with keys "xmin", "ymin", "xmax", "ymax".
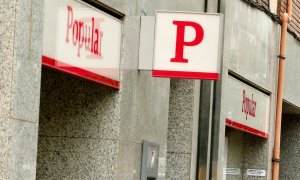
[
  {"xmin": 43, "ymin": 0, "xmax": 122, "ymax": 89},
  {"xmin": 225, "ymin": 168, "xmax": 241, "ymax": 175},
  {"xmin": 246, "ymin": 169, "xmax": 266, "ymax": 177},
  {"xmin": 153, "ymin": 11, "xmax": 222, "ymax": 80},
  {"xmin": 224, "ymin": 76, "xmax": 270, "ymax": 138}
]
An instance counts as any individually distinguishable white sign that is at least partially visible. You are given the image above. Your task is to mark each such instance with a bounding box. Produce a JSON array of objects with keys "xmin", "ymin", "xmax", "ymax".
[
  {"xmin": 152, "ymin": 11, "xmax": 222, "ymax": 80},
  {"xmin": 225, "ymin": 168, "xmax": 241, "ymax": 175},
  {"xmin": 224, "ymin": 76, "xmax": 270, "ymax": 138},
  {"xmin": 42, "ymin": 0, "xmax": 122, "ymax": 89},
  {"xmin": 246, "ymin": 169, "xmax": 266, "ymax": 177}
]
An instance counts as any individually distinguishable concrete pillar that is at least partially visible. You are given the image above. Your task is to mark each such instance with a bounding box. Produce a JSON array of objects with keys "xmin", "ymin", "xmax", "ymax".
[
  {"xmin": 0, "ymin": 0, "xmax": 44, "ymax": 179},
  {"xmin": 166, "ymin": 79, "xmax": 200, "ymax": 179}
]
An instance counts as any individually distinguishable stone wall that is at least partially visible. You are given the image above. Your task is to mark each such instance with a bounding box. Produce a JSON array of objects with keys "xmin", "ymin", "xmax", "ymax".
[
  {"xmin": 36, "ymin": 0, "xmax": 205, "ymax": 179},
  {"xmin": 220, "ymin": 0, "xmax": 279, "ymax": 179},
  {"xmin": 280, "ymin": 114, "xmax": 300, "ymax": 179},
  {"xmin": 0, "ymin": 0, "xmax": 44, "ymax": 179},
  {"xmin": 37, "ymin": 68, "xmax": 120, "ymax": 179}
]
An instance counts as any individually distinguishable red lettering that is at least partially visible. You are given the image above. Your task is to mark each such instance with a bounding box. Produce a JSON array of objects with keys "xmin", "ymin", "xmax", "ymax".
[
  {"xmin": 77, "ymin": 21, "xmax": 84, "ymax": 57},
  {"xmin": 66, "ymin": 6, "xmax": 73, "ymax": 43},
  {"xmin": 72, "ymin": 20, "xmax": 78, "ymax": 45},
  {"xmin": 91, "ymin": 17, "xmax": 94, "ymax": 53},
  {"xmin": 242, "ymin": 90, "xmax": 257, "ymax": 120},
  {"xmin": 170, "ymin": 21, "xmax": 204, "ymax": 63},
  {"xmin": 65, "ymin": 6, "xmax": 103, "ymax": 58},
  {"xmin": 84, "ymin": 25, "xmax": 91, "ymax": 51},
  {"xmin": 94, "ymin": 29, "xmax": 99, "ymax": 55}
]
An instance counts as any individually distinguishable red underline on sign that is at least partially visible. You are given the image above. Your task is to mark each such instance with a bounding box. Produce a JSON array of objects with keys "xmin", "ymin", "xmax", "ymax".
[
  {"xmin": 42, "ymin": 56, "xmax": 120, "ymax": 89},
  {"xmin": 226, "ymin": 118, "xmax": 268, "ymax": 138},
  {"xmin": 152, "ymin": 70, "xmax": 219, "ymax": 80}
]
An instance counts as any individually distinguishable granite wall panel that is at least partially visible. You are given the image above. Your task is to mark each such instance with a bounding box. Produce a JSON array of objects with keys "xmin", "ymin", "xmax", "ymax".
[
  {"xmin": 37, "ymin": 68, "xmax": 121, "ymax": 179},
  {"xmin": 11, "ymin": 0, "xmax": 42, "ymax": 123},
  {"xmin": 280, "ymin": 114, "xmax": 300, "ymax": 179},
  {"xmin": 37, "ymin": 137, "xmax": 118, "ymax": 179},
  {"xmin": 0, "ymin": 0, "xmax": 15, "ymax": 117},
  {"xmin": 0, "ymin": 0, "xmax": 44, "ymax": 179}
]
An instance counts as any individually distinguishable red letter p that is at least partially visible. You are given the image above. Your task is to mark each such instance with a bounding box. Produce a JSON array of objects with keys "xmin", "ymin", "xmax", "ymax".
[
  {"xmin": 66, "ymin": 6, "xmax": 73, "ymax": 43},
  {"xmin": 170, "ymin": 21, "xmax": 204, "ymax": 63}
]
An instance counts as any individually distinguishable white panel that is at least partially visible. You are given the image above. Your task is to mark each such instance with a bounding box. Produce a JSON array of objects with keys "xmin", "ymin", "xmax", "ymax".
[
  {"xmin": 269, "ymin": 0, "xmax": 277, "ymax": 14},
  {"xmin": 138, "ymin": 16, "xmax": 155, "ymax": 70},
  {"xmin": 43, "ymin": 0, "xmax": 122, "ymax": 87},
  {"xmin": 152, "ymin": 11, "xmax": 223, "ymax": 80},
  {"xmin": 225, "ymin": 168, "xmax": 240, "ymax": 175},
  {"xmin": 246, "ymin": 169, "xmax": 266, "ymax": 177},
  {"xmin": 224, "ymin": 76, "xmax": 270, "ymax": 138}
]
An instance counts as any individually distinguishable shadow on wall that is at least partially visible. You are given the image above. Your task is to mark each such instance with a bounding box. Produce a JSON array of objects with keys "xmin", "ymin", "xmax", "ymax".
[{"xmin": 36, "ymin": 67, "xmax": 120, "ymax": 179}]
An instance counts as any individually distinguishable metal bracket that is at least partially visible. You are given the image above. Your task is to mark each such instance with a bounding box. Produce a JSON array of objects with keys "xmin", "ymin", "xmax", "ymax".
[
  {"xmin": 272, "ymin": 158, "xmax": 280, "ymax": 163},
  {"xmin": 138, "ymin": 16, "xmax": 155, "ymax": 70},
  {"xmin": 278, "ymin": 55, "xmax": 286, "ymax": 60}
]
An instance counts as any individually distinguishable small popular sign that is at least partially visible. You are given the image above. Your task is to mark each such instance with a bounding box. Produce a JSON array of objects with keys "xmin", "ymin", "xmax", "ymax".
[
  {"xmin": 246, "ymin": 169, "xmax": 266, "ymax": 177},
  {"xmin": 225, "ymin": 168, "xmax": 241, "ymax": 175},
  {"xmin": 224, "ymin": 76, "xmax": 270, "ymax": 138},
  {"xmin": 42, "ymin": 0, "xmax": 122, "ymax": 89},
  {"xmin": 153, "ymin": 11, "xmax": 223, "ymax": 80}
]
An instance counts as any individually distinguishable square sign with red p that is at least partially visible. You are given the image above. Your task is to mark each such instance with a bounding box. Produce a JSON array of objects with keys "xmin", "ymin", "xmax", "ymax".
[{"xmin": 152, "ymin": 11, "xmax": 223, "ymax": 80}]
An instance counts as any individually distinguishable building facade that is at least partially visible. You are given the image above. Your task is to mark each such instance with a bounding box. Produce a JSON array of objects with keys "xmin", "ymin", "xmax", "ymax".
[{"xmin": 1, "ymin": 0, "xmax": 300, "ymax": 179}]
